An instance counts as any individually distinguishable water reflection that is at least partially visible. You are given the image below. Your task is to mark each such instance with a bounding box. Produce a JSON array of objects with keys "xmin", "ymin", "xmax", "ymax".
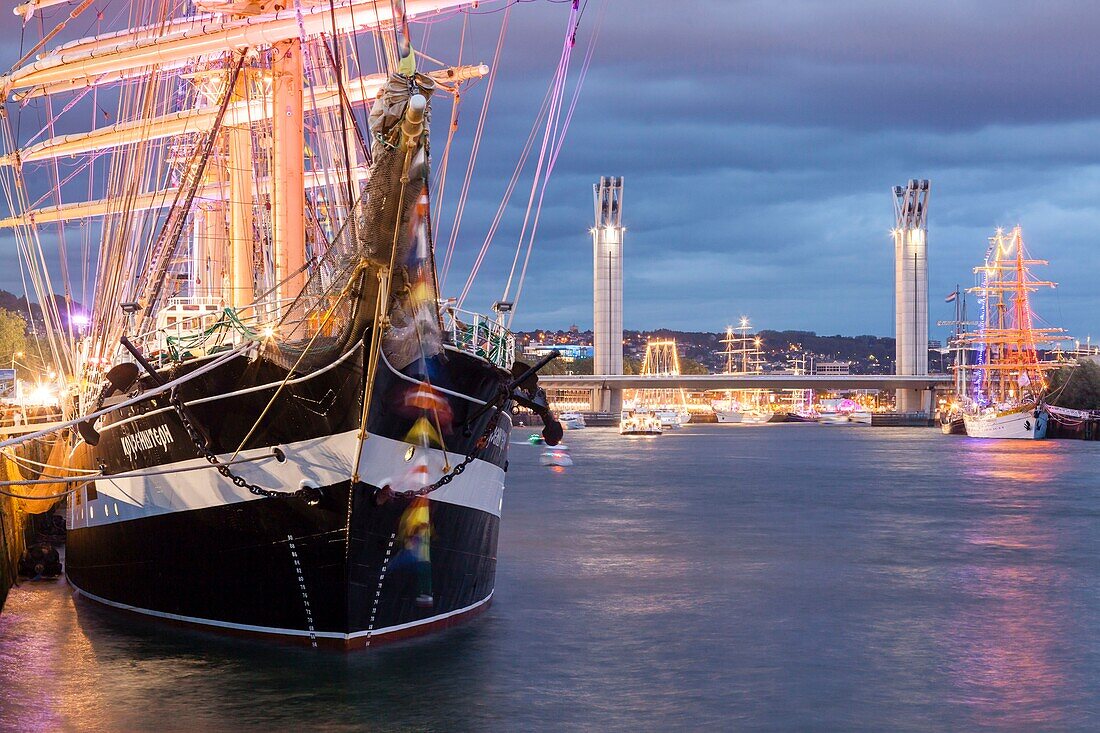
[
  {"xmin": 959, "ymin": 439, "xmax": 1069, "ymax": 485},
  {"xmin": 2, "ymin": 427, "xmax": 1100, "ymax": 729},
  {"xmin": 945, "ymin": 449, "xmax": 1079, "ymax": 729},
  {"xmin": 2, "ymin": 581, "xmax": 496, "ymax": 731}
]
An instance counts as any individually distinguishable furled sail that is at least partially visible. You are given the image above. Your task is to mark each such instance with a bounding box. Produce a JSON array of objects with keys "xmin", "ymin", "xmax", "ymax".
[{"xmin": 1, "ymin": 0, "xmax": 474, "ymax": 97}]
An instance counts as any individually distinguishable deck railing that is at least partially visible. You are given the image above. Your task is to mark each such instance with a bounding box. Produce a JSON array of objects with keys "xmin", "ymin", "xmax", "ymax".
[
  {"xmin": 441, "ymin": 307, "xmax": 515, "ymax": 369},
  {"xmin": 132, "ymin": 296, "xmax": 517, "ymax": 371}
]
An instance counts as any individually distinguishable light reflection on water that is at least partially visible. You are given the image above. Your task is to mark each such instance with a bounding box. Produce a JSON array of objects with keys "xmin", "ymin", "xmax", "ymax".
[{"xmin": 2, "ymin": 425, "xmax": 1100, "ymax": 731}]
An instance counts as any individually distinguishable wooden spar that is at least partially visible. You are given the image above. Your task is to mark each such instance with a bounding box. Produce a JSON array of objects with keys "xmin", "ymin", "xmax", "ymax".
[
  {"xmin": 271, "ymin": 39, "xmax": 306, "ymax": 306},
  {"xmin": 12, "ymin": 0, "xmax": 84, "ymax": 18},
  {"xmin": 228, "ymin": 115, "xmax": 256, "ymax": 308},
  {"xmin": 192, "ymin": 67, "xmax": 232, "ymax": 303},
  {"xmin": 0, "ymin": 166, "xmax": 371, "ymax": 228},
  {"xmin": 199, "ymin": 199, "xmax": 229, "ymax": 300},
  {"xmin": 1, "ymin": 0, "xmax": 478, "ymax": 96},
  {"xmin": 0, "ymin": 65, "xmax": 486, "ymax": 166}
]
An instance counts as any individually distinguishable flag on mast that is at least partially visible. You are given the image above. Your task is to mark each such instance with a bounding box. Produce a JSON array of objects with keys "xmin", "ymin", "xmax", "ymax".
[{"xmin": 945, "ymin": 291, "xmax": 958, "ymax": 303}]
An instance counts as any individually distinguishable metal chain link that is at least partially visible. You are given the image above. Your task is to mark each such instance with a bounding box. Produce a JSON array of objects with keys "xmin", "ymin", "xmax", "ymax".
[
  {"xmin": 171, "ymin": 388, "xmax": 508, "ymax": 502},
  {"xmin": 169, "ymin": 390, "xmax": 294, "ymax": 498},
  {"xmin": 384, "ymin": 399, "xmax": 508, "ymax": 501}
]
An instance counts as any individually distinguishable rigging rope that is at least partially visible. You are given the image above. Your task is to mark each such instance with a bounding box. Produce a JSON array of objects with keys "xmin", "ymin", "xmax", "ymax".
[
  {"xmin": 229, "ymin": 262, "xmax": 362, "ymax": 461},
  {"xmin": 506, "ymin": 2, "xmax": 601, "ymax": 326},
  {"xmin": 429, "ymin": 11, "xmax": 466, "ymax": 245},
  {"xmin": 0, "ymin": 452, "xmax": 284, "ymax": 489},
  {"xmin": 136, "ymin": 51, "xmax": 250, "ymax": 335},
  {"xmin": 456, "ymin": 0, "xmax": 598, "ymax": 313},
  {"xmin": 455, "ymin": 83, "xmax": 554, "ymax": 309},
  {"xmin": 438, "ymin": 4, "xmax": 511, "ymax": 290}
]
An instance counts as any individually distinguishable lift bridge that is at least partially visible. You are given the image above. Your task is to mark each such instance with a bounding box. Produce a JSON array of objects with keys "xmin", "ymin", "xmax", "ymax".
[
  {"xmin": 541, "ymin": 373, "xmax": 951, "ymax": 410},
  {"xmin": 544, "ymin": 177, "xmax": 949, "ymax": 414}
]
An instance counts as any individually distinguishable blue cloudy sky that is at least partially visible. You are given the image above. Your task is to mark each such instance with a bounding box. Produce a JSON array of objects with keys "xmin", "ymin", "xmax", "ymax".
[
  {"xmin": 3, "ymin": 0, "xmax": 1099, "ymax": 342},
  {"xmin": 434, "ymin": 0, "xmax": 1100, "ymax": 341}
]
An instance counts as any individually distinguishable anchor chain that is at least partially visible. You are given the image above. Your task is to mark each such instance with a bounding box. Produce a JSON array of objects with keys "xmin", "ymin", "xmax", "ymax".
[
  {"xmin": 169, "ymin": 389, "xmax": 295, "ymax": 499},
  {"xmin": 380, "ymin": 396, "xmax": 508, "ymax": 501},
  {"xmin": 171, "ymin": 386, "xmax": 509, "ymax": 502}
]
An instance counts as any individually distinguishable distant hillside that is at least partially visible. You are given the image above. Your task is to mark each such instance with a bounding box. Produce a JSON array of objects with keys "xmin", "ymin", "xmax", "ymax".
[{"xmin": 0, "ymin": 290, "xmax": 83, "ymax": 328}]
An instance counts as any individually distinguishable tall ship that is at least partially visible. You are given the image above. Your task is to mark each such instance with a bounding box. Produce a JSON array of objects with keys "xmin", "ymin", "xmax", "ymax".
[
  {"xmin": 625, "ymin": 339, "xmax": 690, "ymax": 428},
  {"xmin": 711, "ymin": 318, "xmax": 767, "ymax": 423},
  {"xmin": 955, "ymin": 227, "xmax": 1066, "ymax": 439},
  {"xmin": 938, "ymin": 284, "xmax": 971, "ymax": 435},
  {"xmin": 0, "ymin": 0, "xmax": 584, "ymax": 647},
  {"xmin": 778, "ymin": 352, "xmax": 816, "ymax": 422}
]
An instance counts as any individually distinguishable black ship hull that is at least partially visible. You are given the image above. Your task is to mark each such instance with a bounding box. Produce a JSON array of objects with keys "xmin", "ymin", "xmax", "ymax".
[{"xmin": 65, "ymin": 341, "xmax": 511, "ymax": 649}]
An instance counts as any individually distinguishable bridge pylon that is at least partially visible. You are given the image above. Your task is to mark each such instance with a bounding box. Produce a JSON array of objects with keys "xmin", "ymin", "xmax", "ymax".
[
  {"xmin": 592, "ymin": 176, "xmax": 624, "ymax": 412},
  {"xmin": 892, "ymin": 179, "xmax": 931, "ymax": 413}
]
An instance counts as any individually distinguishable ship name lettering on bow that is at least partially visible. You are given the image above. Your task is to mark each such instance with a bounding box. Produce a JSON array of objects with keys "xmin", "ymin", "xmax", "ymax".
[{"xmin": 121, "ymin": 424, "xmax": 174, "ymax": 458}]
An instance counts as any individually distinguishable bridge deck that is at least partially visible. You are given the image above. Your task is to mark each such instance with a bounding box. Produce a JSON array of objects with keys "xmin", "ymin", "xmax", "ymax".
[{"xmin": 540, "ymin": 374, "xmax": 951, "ymax": 391}]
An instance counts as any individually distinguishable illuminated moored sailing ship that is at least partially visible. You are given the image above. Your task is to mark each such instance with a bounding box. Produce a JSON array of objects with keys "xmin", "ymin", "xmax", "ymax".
[
  {"xmin": 626, "ymin": 339, "xmax": 690, "ymax": 428},
  {"xmin": 712, "ymin": 318, "xmax": 767, "ymax": 424},
  {"xmin": 956, "ymin": 226, "xmax": 1066, "ymax": 440},
  {"xmin": 0, "ymin": 0, "xmax": 578, "ymax": 647}
]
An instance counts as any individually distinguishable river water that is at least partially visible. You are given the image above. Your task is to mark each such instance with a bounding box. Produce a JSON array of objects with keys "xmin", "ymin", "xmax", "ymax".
[{"xmin": 2, "ymin": 424, "xmax": 1100, "ymax": 731}]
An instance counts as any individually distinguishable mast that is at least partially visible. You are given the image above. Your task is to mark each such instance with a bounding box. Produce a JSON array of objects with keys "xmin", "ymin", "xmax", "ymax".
[
  {"xmin": 717, "ymin": 317, "xmax": 761, "ymax": 376},
  {"xmin": 961, "ymin": 226, "xmax": 1065, "ymax": 407},
  {"xmin": 0, "ymin": 0, "xmax": 487, "ymax": 393},
  {"xmin": 937, "ymin": 285, "xmax": 974, "ymax": 399},
  {"xmin": 721, "ymin": 325, "xmax": 735, "ymax": 374},
  {"xmin": 227, "ymin": 85, "xmax": 256, "ymax": 307},
  {"xmin": 193, "ymin": 68, "xmax": 231, "ymax": 303},
  {"xmin": 271, "ymin": 39, "xmax": 306, "ymax": 307},
  {"xmin": 717, "ymin": 317, "xmax": 763, "ymax": 411}
]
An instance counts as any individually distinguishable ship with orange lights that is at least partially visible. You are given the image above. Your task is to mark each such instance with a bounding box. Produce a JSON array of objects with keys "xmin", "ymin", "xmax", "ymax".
[{"xmin": 955, "ymin": 227, "xmax": 1067, "ymax": 439}]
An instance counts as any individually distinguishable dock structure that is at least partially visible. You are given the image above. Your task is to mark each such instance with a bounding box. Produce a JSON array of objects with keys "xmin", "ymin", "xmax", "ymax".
[
  {"xmin": 592, "ymin": 176, "xmax": 624, "ymax": 414},
  {"xmin": 0, "ymin": 493, "xmax": 21, "ymax": 611},
  {"xmin": 892, "ymin": 179, "xmax": 931, "ymax": 413},
  {"xmin": 0, "ymin": 417, "xmax": 69, "ymax": 610}
]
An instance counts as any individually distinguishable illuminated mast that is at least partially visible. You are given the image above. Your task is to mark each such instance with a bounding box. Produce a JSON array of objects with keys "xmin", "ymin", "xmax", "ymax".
[
  {"xmin": 963, "ymin": 226, "xmax": 1065, "ymax": 406},
  {"xmin": 631, "ymin": 339, "xmax": 690, "ymax": 419},
  {"xmin": 892, "ymin": 179, "xmax": 930, "ymax": 412},
  {"xmin": 719, "ymin": 317, "xmax": 762, "ymax": 375},
  {"xmin": 592, "ymin": 176, "xmax": 624, "ymax": 412}
]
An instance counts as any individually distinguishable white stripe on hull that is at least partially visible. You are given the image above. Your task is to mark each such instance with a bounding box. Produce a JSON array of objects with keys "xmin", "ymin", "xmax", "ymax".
[
  {"xmin": 963, "ymin": 409, "xmax": 1047, "ymax": 440},
  {"xmin": 70, "ymin": 581, "xmax": 494, "ymax": 642},
  {"xmin": 69, "ymin": 429, "xmax": 505, "ymax": 529}
]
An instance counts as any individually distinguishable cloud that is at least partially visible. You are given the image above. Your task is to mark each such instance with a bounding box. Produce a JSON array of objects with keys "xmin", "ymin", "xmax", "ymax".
[
  {"xmin": 1, "ymin": 0, "xmax": 1099, "ymax": 342},
  {"xmin": 441, "ymin": 0, "xmax": 1100, "ymax": 337}
]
